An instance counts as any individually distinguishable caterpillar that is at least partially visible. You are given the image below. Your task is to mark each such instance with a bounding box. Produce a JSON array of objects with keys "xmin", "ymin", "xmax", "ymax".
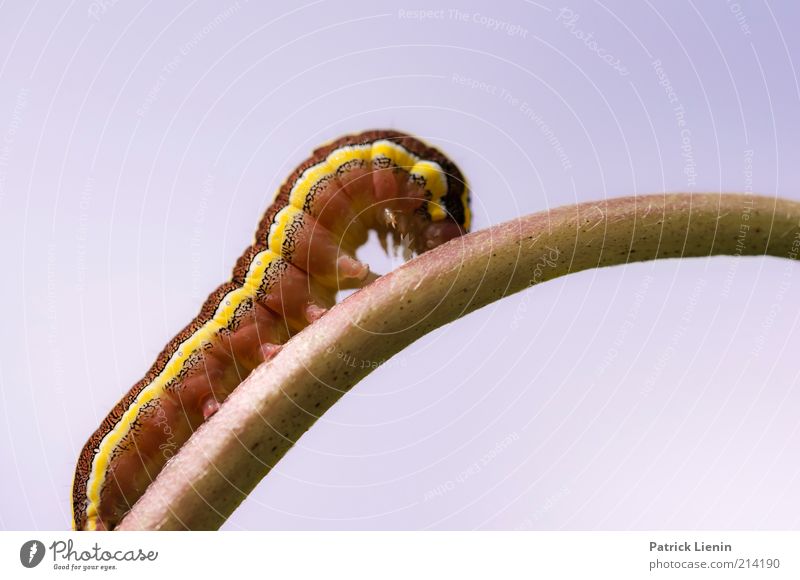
[{"xmin": 71, "ymin": 129, "xmax": 471, "ymax": 531}]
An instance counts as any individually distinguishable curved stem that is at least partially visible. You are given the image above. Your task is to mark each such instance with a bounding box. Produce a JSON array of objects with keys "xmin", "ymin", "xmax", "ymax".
[{"xmin": 117, "ymin": 193, "xmax": 800, "ymax": 530}]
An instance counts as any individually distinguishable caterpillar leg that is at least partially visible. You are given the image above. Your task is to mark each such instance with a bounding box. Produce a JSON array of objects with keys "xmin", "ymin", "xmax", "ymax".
[
  {"xmin": 202, "ymin": 397, "xmax": 220, "ymax": 420},
  {"xmin": 259, "ymin": 259, "xmax": 334, "ymax": 331},
  {"xmin": 269, "ymin": 206, "xmax": 371, "ymax": 289},
  {"xmin": 423, "ymin": 221, "xmax": 465, "ymax": 250},
  {"xmin": 337, "ymin": 254, "xmax": 370, "ymax": 283},
  {"xmin": 305, "ymin": 303, "xmax": 327, "ymax": 324},
  {"xmin": 260, "ymin": 342, "xmax": 283, "ymax": 361}
]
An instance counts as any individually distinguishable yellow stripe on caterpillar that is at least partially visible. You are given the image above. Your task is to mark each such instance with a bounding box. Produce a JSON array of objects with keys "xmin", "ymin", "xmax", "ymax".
[
  {"xmin": 242, "ymin": 250, "xmax": 282, "ymax": 294},
  {"xmin": 288, "ymin": 161, "xmax": 335, "ymax": 211},
  {"xmin": 326, "ymin": 144, "xmax": 372, "ymax": 171},
  {"xmin": 267, "ymin": 205, "xmax": 303, "ymax": 256},
  {"xmin": 371, "ymin": 140, "xmax": 418, "ymax": 169},
  {"xmin": 410, "ymin": 160, "xmax": 448, "ymax": 221}
]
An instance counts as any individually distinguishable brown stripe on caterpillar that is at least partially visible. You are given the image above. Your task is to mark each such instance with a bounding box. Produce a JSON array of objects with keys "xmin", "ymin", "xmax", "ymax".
[
  {"xmin": 72, "ymin": 129, "xmax": 470, "ymax": 531},
  {"xmin": 71, "ymin": 281, "xmax": 244, "ymax": 527}
]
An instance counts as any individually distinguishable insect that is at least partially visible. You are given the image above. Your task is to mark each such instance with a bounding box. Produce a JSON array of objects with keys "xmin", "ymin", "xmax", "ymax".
[{"xmin": 71, "ymin": 129, "xmax": 471, "ymax": 531}]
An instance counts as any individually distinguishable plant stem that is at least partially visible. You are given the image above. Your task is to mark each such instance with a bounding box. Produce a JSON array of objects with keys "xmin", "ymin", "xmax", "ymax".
[{"xmin": 117, "ymin": 193, "xmax": 800, "ymax": 530}]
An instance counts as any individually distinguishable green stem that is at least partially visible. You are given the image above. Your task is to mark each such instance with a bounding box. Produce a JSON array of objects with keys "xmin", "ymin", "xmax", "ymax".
[{"xmin": 117, "ymin": 193, "xmax": 800, "ymax": 530}]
